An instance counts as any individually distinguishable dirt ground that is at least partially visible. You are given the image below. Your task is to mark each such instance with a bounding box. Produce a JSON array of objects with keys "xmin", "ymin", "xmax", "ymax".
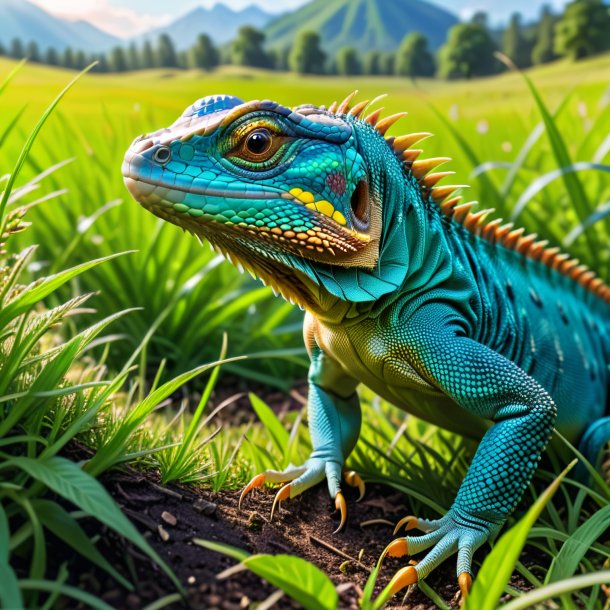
[{"xmin": 49, "ymin": 458, "xmax": 532, "ymax": 610}]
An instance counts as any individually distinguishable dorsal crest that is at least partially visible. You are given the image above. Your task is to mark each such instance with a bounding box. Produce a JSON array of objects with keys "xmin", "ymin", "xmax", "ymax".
[{"xmin": 315, "ymin": 91, "xmax": 610, "ymax": 304}]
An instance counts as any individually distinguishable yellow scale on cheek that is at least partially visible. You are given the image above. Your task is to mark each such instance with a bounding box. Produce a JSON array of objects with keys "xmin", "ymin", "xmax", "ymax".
[{"xmin": 289, "ymin": 188, "xmax": 347, "ymax": 226}]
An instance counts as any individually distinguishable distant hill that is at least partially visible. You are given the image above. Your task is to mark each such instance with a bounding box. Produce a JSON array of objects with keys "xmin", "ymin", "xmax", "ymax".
[
  {"xmin": 264, "ymin": 0, "xmax": 458, "ymax": 54},
  {"xmin": 0, "ymin": 0, "xmax": 121, "ymax": 52},
  {"xmin": 143, "ymin": 4, "xmax": 274, "ymax": 50}
]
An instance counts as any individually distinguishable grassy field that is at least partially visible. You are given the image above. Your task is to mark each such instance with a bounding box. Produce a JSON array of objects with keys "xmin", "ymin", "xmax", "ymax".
[{"xmin": 1, "ymin": 54, "xmax": 610, "ymax": 609}]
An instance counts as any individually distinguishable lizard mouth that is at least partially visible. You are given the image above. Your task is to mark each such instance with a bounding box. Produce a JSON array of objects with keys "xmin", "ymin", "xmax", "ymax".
[{"xmin": 124, "ymin": 163, "xmax": 379, "ymax": 269}]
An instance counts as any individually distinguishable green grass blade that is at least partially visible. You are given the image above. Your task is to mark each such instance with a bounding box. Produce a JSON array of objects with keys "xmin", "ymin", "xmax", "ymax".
[
  {"xmin": 465, "ymin": 459, "xmax": 577, "ymax": 610},
  {"xmin": 249, "ymin": 393, "xmax": 290, "ymax": 458},
  {"xmin": 547, "ymin": 504, "xmax": 610, "ymax": 582},
  {"xmin": 520, "ymin": 72, "xmax": 597, "ymax": 253},
  {"xmin": 19, "ymin": 579, "xmax": 116, "ymax": 610},
  {"xmin": 0, "ymin": 503, "xmax": 23, "ymax": 610},
  {"xmin": 0, "ymin": 62, "xmax": 97, "ymax": 231},
  {"xmin": 0, "ymin": 58, "xmax": 27, "ymax": 97},
  {"xmin": 32, "ymin": 499, "xmax": 133, "ymax": 591},
  {"xmin": 0, "ymin": 251, "xmax": 132, "ymax": 331},
  {"xmin": 500, "ymin": 571, "xmax": 610, "ymax": 610},
  {"xmin": 242, "ymin": 554, "xmax": 338, "ymax": 610},
  {"xmin": 8, "ymin": 456, "xmax": 183, "ymax": 594},
  {"xmin": 193, "ymin": 539, "xmax": 250, "ymax": 562}
]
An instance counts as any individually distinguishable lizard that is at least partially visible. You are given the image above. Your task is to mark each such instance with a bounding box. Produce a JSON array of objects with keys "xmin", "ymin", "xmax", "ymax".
[{"xmin": 122, "ymin": 92, "xmax": 610, "ymax": 598}]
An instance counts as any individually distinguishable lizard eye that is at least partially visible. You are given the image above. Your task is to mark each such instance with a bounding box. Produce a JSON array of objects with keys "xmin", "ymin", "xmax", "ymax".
[
  {"xmin": 245, "ymin": 129, "xmax": 273, "ymax": 157},
  {"xmin": 227, "ymin": 126, "xmax": 288, "ymax": 169},
  {"xmin": 153, "ymin": 146, "xmax": 171, "ymax": 165}
]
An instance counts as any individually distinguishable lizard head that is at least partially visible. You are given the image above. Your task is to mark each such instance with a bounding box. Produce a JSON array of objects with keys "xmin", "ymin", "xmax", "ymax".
[{"xmin": 123, "ymin": 93, "xmax": 418, "ymax": 309}]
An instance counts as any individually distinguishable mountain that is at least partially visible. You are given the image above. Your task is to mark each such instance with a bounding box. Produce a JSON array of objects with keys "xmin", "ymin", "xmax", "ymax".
[
  {"xmin": 0, "ymin": 0, "xmax": 121, "ymax": 52},
  {"xmin": 142, "ymin": 3, "xmax": 274, "ymax": 50},
  {"xmin": 264, "ymin": 0, "xmax": 458, "ymax": 54}
]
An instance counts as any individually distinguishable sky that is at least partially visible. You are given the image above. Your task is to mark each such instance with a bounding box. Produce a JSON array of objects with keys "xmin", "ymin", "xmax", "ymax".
[{"xmin": 28, "ymin": 0, "xmax": 575, "ymax": 38}]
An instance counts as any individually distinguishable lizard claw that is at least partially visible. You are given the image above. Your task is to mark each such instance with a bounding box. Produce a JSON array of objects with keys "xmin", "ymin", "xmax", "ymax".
[
  {"xmin": 458, "ymin": 572, "xmax": 472, "ymax": 600},
  {"xmin": 381, "ymin": 537, "xmax": 409, "ymax": 561},
  {"xmin": 270, "ymin": 483, "xmax": 291, "ymax": 521},
  {"xmin": 393, "ymin": 515, "xmax": 421, "ymax": 535},
  {"xmin": 333, "ymin": 491, "xmax": 347, "ymax": 533},
  {"xmin": 343, "ymin": 470, "xmax": 365, "ymax": 501},
  {"xmin": 238, "ymin": 473, "xmax": 266, "ymax": 511},
  {"xmin": 388, "ymin": 565, "xmax": 418, "ymax": 596}
]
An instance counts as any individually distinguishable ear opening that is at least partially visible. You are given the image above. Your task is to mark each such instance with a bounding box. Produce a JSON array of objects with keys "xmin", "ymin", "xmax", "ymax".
[{"xmin": 350, "ymin": 179, "xmax": 370, "ymax": 231}]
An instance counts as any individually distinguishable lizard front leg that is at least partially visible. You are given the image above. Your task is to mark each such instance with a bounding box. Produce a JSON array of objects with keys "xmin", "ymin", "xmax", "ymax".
[
  {"xmin": 383, "ymin": 308, "xmax": 557, "ymax": 597},
  {"xmin": 240, "ymin": 342, "xmax": 362, "ymax": 531}
]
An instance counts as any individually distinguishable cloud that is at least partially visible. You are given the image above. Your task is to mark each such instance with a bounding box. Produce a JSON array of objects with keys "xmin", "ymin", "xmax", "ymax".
[{"xmin": 28, "ymin": 0, "xmax": 173, "ymax": 37}]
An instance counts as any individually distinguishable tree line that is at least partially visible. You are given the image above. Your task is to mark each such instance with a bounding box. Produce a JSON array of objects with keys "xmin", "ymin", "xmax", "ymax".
[{"xmin": 0, "ymin": 0, "xmax": 608, "ymax": 78}]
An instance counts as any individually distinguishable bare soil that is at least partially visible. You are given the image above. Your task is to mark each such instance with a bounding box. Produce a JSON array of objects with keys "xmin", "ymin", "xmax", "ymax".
[{"xmin": 50, "ymin": 458, "xmax": 532, "ymax": 610}]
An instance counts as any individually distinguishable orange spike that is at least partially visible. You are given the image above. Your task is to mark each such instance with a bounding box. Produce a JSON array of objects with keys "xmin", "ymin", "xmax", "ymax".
[
  {"xmin": 561, "ymin": 258, "xmax": 579, "ymax": 274},
  {"xmin": 393, "ymin": 132, "xmax": 433, "ymax": 151},
  {"xmin": 481, "ymin": 218, "xmax": 502, "ymax": 240},
  {"xmin": 431, "ymin": 184, "xmax": 467, "ymax": 202},
  {"xmin": 402, "ymin": 149, "xmax": 423, "ymax": 163},
  {"xmin": 452, "ymin": 201, "xmax": 476, "ymax": 223},
  {"xmin": 540, "ymin": 246, "xmax": 560, "ymax": 265},
  {"xmin": 570, "ymin": 264, "xmax": 588, "ymax": 281},
  {"xmin": 579, "ymin": 270, "xmax": 596, "ymax": 287},
  {"xmin": 552, "ymin": 253, "xmax": 570, "ymax": 271},
  {"xmin": 422, "ymin": 171, "xmax": 455, "ymax": 188},
  {"xmin": 364, "ymin": 108, "xmax": 384, "ymax": 125},
  {"xmin": 337, "ymin": 90, "xmax": 358, "ymax": 114},
  {"xmin": 527, "ymin": 240, "xmax": 549, "ymax": 260},
  {"xmin": 411, "ymin": 157, "xmax": 451, "ymax": 179},
  {"xmin": 440, "ymin": 196, "xmax": 462, "ymax": 215},
  {"xmin": 348, "ymin": 99, "xmax": 370, "ymax": 117},
  {"xmin": 503, "ymin": 227, "xmax": 525, "ymax": 249},
  {"xmin": 495, "ymin": 222, "xmax": 515, "ymax": 241},
  {"xmin": 328, "ymin": 101, "xmax": 338, "ymax": 113},
  {"xmin": 552, "ymin": 253, "xmax": 570, "ymax": 270},
  {"xmin": 516, "ymin": 233, "xmax": 537, "ymax": 254},
  {"xmin": 464, "ymin": 208, "xmax": 494, "ymax": 232},
  {"xmin": 590, "ymin": 277, "xmax": 604, "ymax": 292},
  {"xmin": 375, "ymin": 112, "xmax": 408, "ymax": 136}
]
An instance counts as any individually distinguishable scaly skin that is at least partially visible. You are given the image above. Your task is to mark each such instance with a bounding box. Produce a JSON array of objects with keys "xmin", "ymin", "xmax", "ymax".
[{"xmin": 122, "ymin": 93, "xmax": 610, "ymax": 596}]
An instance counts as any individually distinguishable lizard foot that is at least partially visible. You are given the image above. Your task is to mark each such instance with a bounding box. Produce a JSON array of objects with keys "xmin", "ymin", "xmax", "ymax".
[
  {"xmin": 382, "ymin": 508, "xmax": 501, "ymax": 599},
  {"xmin": 238, "ymin": 459, "xmax": 353, "ymax": 532}
]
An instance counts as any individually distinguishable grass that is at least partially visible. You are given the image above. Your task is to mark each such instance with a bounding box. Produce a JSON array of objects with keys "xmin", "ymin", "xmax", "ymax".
[{"xmin": 1, "ymin": 53, "xmax": 610, "ymax": 608}]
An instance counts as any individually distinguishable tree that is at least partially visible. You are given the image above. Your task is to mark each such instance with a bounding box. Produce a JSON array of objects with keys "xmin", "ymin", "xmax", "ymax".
[
  {"xmin": 141, "ymin": 40, "xmax": 154, "ymax": 69},
  {"xmin": 231, "ymin": 26, "xmax": 269, "ymax": 68},
  {"xmin": 45, "ymin": 47, "xmax": 59, "ymax": 65},
  {"xmin": 189, "ymin": 34, "xmax": 219, "ymax": 70},
  {"xmin": 363, "ymin": 50, "xmax": 381, "ymax": 75},
  {"xmin": 395, "ymin": 32, "xmax": 435, "ymax": 79},
  {"xmin": 127, "ymin": 43, "xmax": 140, "ymax": 70},
  {"xmin": 73, "ymin": 50, "xmax": 86, "ymax": 70},
  {"xmin": 157, "ymin": 34, "xmax": 178, "ymax": 68},
  {"xmin": 554, "ymin": 0, "xmax": 610, "ymax": 60},
  {"xmin": 63, "ymin": 47, "xmax": 75, "ymax": 69},
  {"xmin": 471, "ymin": 11, "xmax": 489, "ymax": 28},
  {"xmin": 26, "ymin": 41, "xmax": 40, "ymax": 62},
  {"xmin": 379, "ymin": 52, "xmax": 395, "ymax": 75},
  {"xmin": 532, "ymin": 6, "xmax": 558, "ymax": 64},
  {"xmin": 289, "ymin": 31, "xmax": 326, "ymax": 74},
  {"xmin": 502, "ymin": 13, "xmax": 531, "ymax": 68},
  {"xmin": 0, "ymin": 42, "xmax": 5, "ymax": 56},
  {"xmin": 10, "ymin": 38, "xmax": 24, "ymax": 59},
  {"xmin": 109, "ymin": 46, "xmax": 128, "ymax": 72},
  {"xmin": 336, "ymin": 47, "xmax": 360, "ymax": 76},
  {"xmin": 437, "ymin": 23, "xmax": 498, "ymax": 79},
  {"xmin": 268, "ymin": 47, "xmax": 290, "ymax": 71}
]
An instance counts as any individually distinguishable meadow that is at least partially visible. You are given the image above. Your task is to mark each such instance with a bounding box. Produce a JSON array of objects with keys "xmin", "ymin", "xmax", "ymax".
[{"xmin": 1, "ymin": 54, "xmax": 610, "ymax": 609}]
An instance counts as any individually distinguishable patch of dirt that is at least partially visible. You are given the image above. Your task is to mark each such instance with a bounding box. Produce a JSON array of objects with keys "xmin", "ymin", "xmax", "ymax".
[{"xmin": 49, "ymin": 452, "xmax": 532, "ymax": 610}]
